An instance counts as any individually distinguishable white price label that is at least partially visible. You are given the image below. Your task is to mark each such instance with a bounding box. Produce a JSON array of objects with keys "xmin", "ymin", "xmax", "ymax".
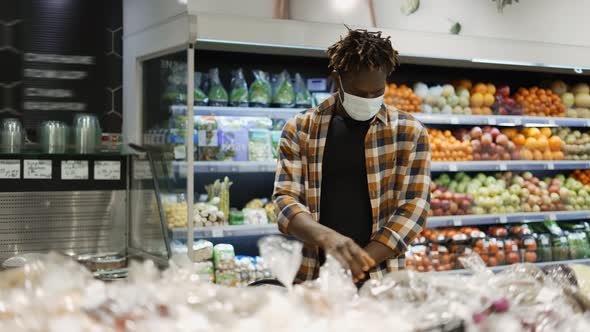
[
  {"xmin": 211, "ymin": 228, "xmax": 224, "ymax": 237},
  {"xmin": 23, "ymin": 160, "xmax": 52, "ymax": 179},
  {"xmin": 499, "ymin": 163, "xmax": 507, "ymax": 171},
  {"xmin": 548, "ymin": 213, "xmax": 557, "ymax": 221},
  {"xmin": 488, "ymin": 118, "xmax": 497, "ymax": 125},
  {"xmin": 61, "ymin": 161, "xmax": 89, "ymax": 180},
  {"xmin": 587, "ymin": 120, "xmax": 590, "ymax": 127},
  {"xmin": 547, "ymin": 163, "xmax": 555, "ymax": 170},
  {"xmin": 499, "ymin": 215, "xmax": 508, "ymax": 224},
  {"xmin": 449, "ymin": 163, "xmax": 458, "ymax": 171},
  {"xmin": 450, "ymin": 117, "xmax": 459, "ymax": 125},
  {"xmin": 0, "ymin": 160, "xmax": 20, "ymax": 179},
  {"xmin": 94, "ymin": 161, "xmax": 121, "ymax": 180},
  {"xmin": 513, "ymin": 119, "xmax": 522, "ymax": 126},
  {"xmin": 452, "ymin": 219, "xmax": 462, "ymax": 227},
  {"xmin": 133, "ymin": 161, "xmax": 152, "ymax": 180},
  {"xmin": 548, "ymin": 119, "xmax": 556, "ymax": 126}
]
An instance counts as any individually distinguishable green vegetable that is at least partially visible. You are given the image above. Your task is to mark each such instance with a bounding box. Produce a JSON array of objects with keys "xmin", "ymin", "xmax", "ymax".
[
  {"xmin": 400, "ymin": 0, "xmax": 420, "ymax": 15},
  {"xmin": 249, "ymin": 70, "xmax": 271, "ymax": 107},
  {"xmin": 229, "ymin": 68, "xmax": 249, "ymax": 107},
  {"xmin": 294, "ymin": 73, "xmax": 312, "ymax": 108},
  {"xmin": 449, "ymin": 22, "xmax": 462, "ymax": 35},
  {"xmin": 207, "ymin": 68, "xmax": 228, "ymax": 106},
  {"xmin": 194, "ymin": 72, "xmax": 208, "ymax": 105},
  {"xmin": 272, "ymin": 70, "xmax": 295, "ymax": 107}
]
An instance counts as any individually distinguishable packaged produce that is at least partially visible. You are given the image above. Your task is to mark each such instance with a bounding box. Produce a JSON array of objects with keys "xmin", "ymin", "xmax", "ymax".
[
  {"xmin": 161, "ymin": 60, "xmax": 187, "ymax": 105},
  {"xmin": 228, "ymin": 209, "xmax": 244, "ymax": 225},
  {"xmin": 213, "ymin": 244, "xmax": 237, "ymax": 286},
  {"xmin": 244, "ymin": 198, "xmax": 267, "ymax": 209},
  {"xmin": 229, "ymin": 68, "xmax": 249, "ymax": 107},
  {"xmin": 207, "ymin": 68, "xmax": 229, "ymax": 106},
  {"xmin": 271, "ymin": 130, "xmax": 281, "ymax": 159},
  {"xmin": 194, "ymin": 71, "xmax": 208, "ymax": 105},
  {"xmin": 194, "ymin": 261, "xmax": 215, "ymax": 283},
  {"xmin": 248, "ymin": 128, "xmax": 273, "ymax": 161},
  {"xmin": 294, "ymin": 73, "xmax": 312, "ymax": 108},
  {"xmin": 192, "ymin": 239, "xmax": 214, "ymax": 262},
  {"xmin": 264, "ymin": 201, "xmax": 278, "ymax": 223},
  {"xmin": 561, "ymin": 223, "xmax": 590, "ymax": 259},
  {"xmin": 535, "ymin": 233, "xmax": 553, "ymax": 262},
  {"xmin": 193, "ymin": 202, "xmax": 226, "ymax": 227},
  {"xmin": 204, "ymin": 177, "xmax": 232, "ymax": 220},
  {"xmin": 546, "ymin": 221, "xmax": 571, "ymax": 261},
  {"xmin": 272, "ymin": 70, "xmax": 295, "ymax": 108},
  {"xmin": 196, "ymin": 116, "xmax": 221, "ymax": 161},
  {"xmin": 249, "ymin": 70, "xmax": 272, "ymax": 107},
  {"xmin": 243, "ymin": 208, "xmax": 269, "ymax": 225},
  {"xmin": 218, "ymin": 117, "xmax": 249, "ymax": 161}
]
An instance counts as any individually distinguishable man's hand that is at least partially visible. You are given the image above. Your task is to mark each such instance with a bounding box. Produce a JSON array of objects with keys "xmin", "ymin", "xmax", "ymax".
[{"xmin": 317, "ymin": 231, "xmax": 376, "ymax": 282}]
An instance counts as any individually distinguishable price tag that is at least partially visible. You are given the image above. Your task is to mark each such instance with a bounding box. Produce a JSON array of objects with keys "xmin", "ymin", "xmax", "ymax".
[
  {"xmin": 586, "ymin": 120, "xmax": 590, "ymax": 127},
  {"xmin": 449, "ymin": 163, "xmax": 458, "ymax": 172},
  {"xmin": 513, "ymin": 118, "xmax": 522, "ymax": 126},
  {"xmin": 499, "ymin": 163, "xmax": 507, "ymax": 171},
  {"xmin": 450, "ymin": 117, "xmax": 459, "ymax": 125},
  {"xmin": 452, "ymin": 219, "xmax": 462, "ymax": 227},
  {"xmin": 547, "ymin": 163, "xmax": 555, "ymax": 170},
  {"xmin": 61, "ymin": 161, "xmax": 89, "ymax": 180},
  {"xmin": 488, "ymin": 118, "xmax": 497, "ymax": 125},
  {"xmin": 94, "ymin": 161, "xmax": 121, "ymax": 180},
  {"xmin": 548, "ymin": 119, "xmax": 556, "ymax": 126},
  {"xmin": 499, "ymin": 215, "xmax": 508, "ymax": 224},
  {"xmin": 23, "ymin": 160, "xmax": 52, "ymax": 179},
  {"xmin": 211, "ymin": 228, "xmax": 224, "ymax": 237},
  {"xmin": 547, "ymin": 213, "xmax": 557, "ymax": 221},
  {"xmin": 0, "ymin": 160, "xmax": 20, "ymax": 179},
  {"xmin": 133, "ymin": 161, "xmax": 152, "ymax": 180}
]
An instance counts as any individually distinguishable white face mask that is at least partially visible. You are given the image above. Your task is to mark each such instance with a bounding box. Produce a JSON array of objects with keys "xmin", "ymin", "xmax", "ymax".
[{"xmin": 338, "ymin": 75, "xmax": 384, "ymax": 121}]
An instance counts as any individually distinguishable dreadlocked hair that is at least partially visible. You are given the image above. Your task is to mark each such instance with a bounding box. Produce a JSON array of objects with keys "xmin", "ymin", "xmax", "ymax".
[{"xmin": 327, "ymin": 27, "xmax": 400, "ymax": 74}]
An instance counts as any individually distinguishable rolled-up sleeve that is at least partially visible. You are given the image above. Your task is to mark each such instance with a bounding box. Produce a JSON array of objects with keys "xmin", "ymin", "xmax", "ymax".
[
  {"xmin": 371, "ymin": 126, "xmax": 431, "ymax": 256},
  {"xmin": 273, "ymin": 118, "xmax": 310, "ymax": 235}
]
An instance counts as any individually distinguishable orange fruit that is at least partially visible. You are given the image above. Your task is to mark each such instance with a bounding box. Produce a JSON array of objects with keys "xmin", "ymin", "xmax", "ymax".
[
  {"xmin": 525, "ymin": 137, "xmax": 537, "ymax": 149},
  {"xmin": 513, "ymin": 134, "xmax": 526, "ymax": 146},
  {"xmin": 473, "ymin": 83, "xmax": 487, "ymax": 94},
  {"xmin": 533, "ymin": 150, "xmax": 544, "ymax": 160},
  {"xmin": 552, "ymin": 151, "xmax": 565, "ymax": 160},
  {"xmin": 483, "ymin": 93, "xmax": 495, "ymax": 107},
  {"xmin": 521, "ymin": 149, "xmax": 534, "ymax": 160},
  {"xmin": 502, "ymin": 128, "xmax": 518, "ymax": 139},
  {"xmin": 487, "ymin": 84, "xmax": 496, "ymax": 95},
  {"xmin": 537, "ymin": 136, "xmax": 549, "ymax": 150},
  {"xmin": 549, "ymin": 136, "xmax": 564, "ymax": 151},
  {"xmin": 540, "ymin": 127, "xmax": 552, "ymax": 138},
  {"xmin": 471, "ymin": 93, "xmax": 484, "ymax": 107},
  {"xmin": 528, "ymin": 127, "xmax": 541, "ymax": 138},
  {"xmin": 543, "ymin": 150, "xmax": 553, "ymax": 160},
  {"xmin": 483, "ymin": 106, "xmax": 492, "ymax": 115}
]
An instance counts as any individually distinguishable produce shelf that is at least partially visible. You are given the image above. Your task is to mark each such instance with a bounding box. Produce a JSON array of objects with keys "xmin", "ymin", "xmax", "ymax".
[
  {"xmin": 170, "ymin": 224, "xmax": 279, "ymax": 240},
  {"xmin": 169, "ymin": 210, "xmax": 590, "ymax": 240},
  {"xmin": 171, "ymin": 106, "xmax": 590, "ymax": 127},
  {"xmin": 436, "ymin": 258, "xmax": 590, "ymax": 275},
  {"xmin": 172, "ymin": 160, "xmax": 590, "ymax": 175},
  {"xmin": 427, "ymin": 210, "xmax": 590, "ymax": 228}
]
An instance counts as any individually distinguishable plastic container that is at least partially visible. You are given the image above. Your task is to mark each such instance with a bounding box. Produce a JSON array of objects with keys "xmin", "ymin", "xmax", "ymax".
[{"xmin": 535, "ymin": 233, "xmax": 553, "ymax": 262}]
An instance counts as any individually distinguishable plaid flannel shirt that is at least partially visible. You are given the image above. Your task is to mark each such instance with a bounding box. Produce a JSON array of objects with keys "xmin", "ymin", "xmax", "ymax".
[{"xmin": 273, "ymin": 94, "xmax": 431, "ymax": 282}]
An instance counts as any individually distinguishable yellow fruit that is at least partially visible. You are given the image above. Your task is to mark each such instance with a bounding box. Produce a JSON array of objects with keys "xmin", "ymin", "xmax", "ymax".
[
  {"xmin": 487, "ymin": 84, "xmax": 496, "ymax": 95},
  {"xmin": 470, "ymin": 93, "xmax": 484, "ymax": 107},
  {"xmin": 528, "ymin": 127, "xmax": 541, "ymax": 139},
  {"xmin": 483, "ymin": 93, "xmax": 495, "ymax": 107},
  {"xmin": 540, "ymin": 127, "xmax": 552, "ymax": 138},
  {"xmin": 473, "ymin": 83, "xmax": 487, "ymax": 94}
]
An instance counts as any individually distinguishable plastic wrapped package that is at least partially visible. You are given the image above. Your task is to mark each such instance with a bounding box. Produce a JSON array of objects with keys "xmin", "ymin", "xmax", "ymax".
[
  {"xmin": 248, "ymin": 128, "xmax": 272, "ymax": 161},
  {"xmin": 258, "ymin": 236, "xmax": 302, "ymax": 291},
  {"xmin": 194, "ymin": 71, "xmax": 208, "ymax": 106},
  {"xmin": 207, "ymin": 68, "xmax": 229, "ymax": 106},
  {"xmin": 218, "ymin": 117, "xmax": 249, "ymax": 161},
  {"xmin": 196, "ymin": 116, "xmax": 221, "ymax": 161},
  {"xmin": 294, "ymin": 73, "xmax": 312, "ymax": 108},
  {"xmin": 248, "ymin": 70, "xmax": 271, "ymax": 107},
  {"xmin": 272, "ymin": 70, "xmax": 295, "ymax": 108},
  {"xmin": 243, "ymin": 208, "xmax": 268, "ymax": 225},
  {"xmin": 229, "ymin": 68, "xmax": 249, "ymax": 107}
]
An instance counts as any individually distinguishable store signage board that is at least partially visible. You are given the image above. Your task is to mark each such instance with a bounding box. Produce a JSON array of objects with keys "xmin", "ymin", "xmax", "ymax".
[
  {"xmin": 61, "ymin": 160, "xmax": 89, "ymax": 180},
  {"xmin": 0, "ymin": 160, "xmax": 21, "ymax": 179},
  {"xmin": 133, "ymin": 161, "xmax": 153, "ymax": 180},
  {"xmin": 23, "ymin": 160, "xmax": 52, "ymax": 179},
  {"xmin": 94, "ymin": 161, "xmax": 121, "ymax": 180}
]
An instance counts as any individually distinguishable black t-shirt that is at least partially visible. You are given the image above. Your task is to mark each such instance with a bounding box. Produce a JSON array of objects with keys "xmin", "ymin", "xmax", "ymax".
[{"xmin": 319, "ymin": 114, "xmax": 373, "ymax": 265}]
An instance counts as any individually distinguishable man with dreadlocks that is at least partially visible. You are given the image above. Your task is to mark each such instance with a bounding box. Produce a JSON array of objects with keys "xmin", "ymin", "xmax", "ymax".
[{"xmin": 273, "ymin": 28, "xmax": 431, "ymax": 286}]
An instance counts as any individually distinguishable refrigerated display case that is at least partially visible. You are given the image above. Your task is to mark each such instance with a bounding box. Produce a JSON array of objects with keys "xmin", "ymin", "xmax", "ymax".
[{"xmin": 123, "ymin": 0, "xmax": 590, "ymax": 272}]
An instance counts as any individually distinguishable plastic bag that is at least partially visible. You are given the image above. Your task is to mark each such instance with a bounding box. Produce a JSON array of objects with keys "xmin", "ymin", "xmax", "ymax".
[
  {"xmin": 249, "ymin": 70, "xmax": 271, "ymax": 107},
  {"xmin": 294, "ymin": 73, "xmax": 312, "ymax": 108},
  {"xmin": 258, "ymin": 236, "xmax": 302, "ymax": 291},
  {"xmin": 272, "ymin": 70, "xmax": 295, "ymax": 108},
  {"xmin": 194, "ymin": 72, "xmax": 208, "ymax": 106},
  {"xmin": 207, "ymin": 68, "xmax": 229, "ymax": 106},
  {"xmin": 229, "ymin": 68, "xmax": 249, "ymax": 107}
]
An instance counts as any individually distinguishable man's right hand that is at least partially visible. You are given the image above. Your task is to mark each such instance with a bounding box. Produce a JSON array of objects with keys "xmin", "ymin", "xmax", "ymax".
[{"xmin": 317, "ymin": 231, "xmax": 376, "ymax": 282}]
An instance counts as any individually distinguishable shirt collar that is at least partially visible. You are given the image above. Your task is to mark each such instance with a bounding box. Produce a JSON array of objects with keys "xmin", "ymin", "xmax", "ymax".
[{"xmin": 316, "ymin": 93, "xmax": 389, "ymax": 125}]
